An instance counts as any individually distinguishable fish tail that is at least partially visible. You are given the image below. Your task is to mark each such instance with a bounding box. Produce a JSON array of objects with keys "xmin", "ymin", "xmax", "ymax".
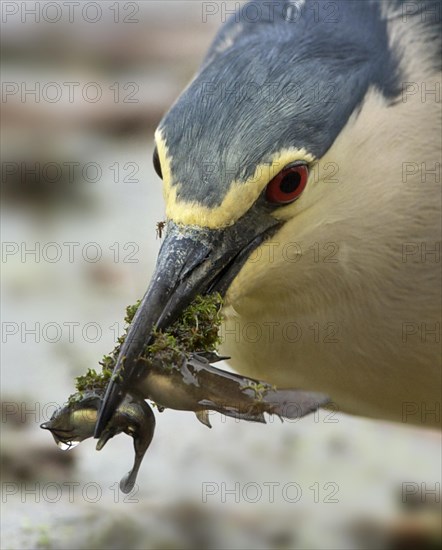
[{"xmin": 263, "ymin": 390, "xmax": 331, "ymax": 420}]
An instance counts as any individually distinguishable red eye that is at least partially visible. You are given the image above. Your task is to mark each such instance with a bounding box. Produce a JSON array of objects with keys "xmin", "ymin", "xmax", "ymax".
[{"xmin": 265, "ymin": 164, "xmax": 309, "ymax": 204}]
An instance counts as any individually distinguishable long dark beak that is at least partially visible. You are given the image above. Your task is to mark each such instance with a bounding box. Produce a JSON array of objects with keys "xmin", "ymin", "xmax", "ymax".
[{"xmin": 94, "ymin": 209, "xmax": 280, "ymax": 438}]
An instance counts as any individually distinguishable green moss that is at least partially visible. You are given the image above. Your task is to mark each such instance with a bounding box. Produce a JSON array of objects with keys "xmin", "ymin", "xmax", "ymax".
[
  {"xmin": 168, "ymin": 294, "xmax": 223, "ymax": 352},
  {"xmin": 143, "ymin": 331, "xmax": 182, "ymax": 371},
  {"xmin": 69, "ymin": 293, "xmax": 223, "ymax": 402},
  {"xmin": 124, "ymin": 299, "xmax": 141, "ymax": 325},
  {"xmin": 68, "ymin": 367, "xmax": 113, "ymax": 405},
  {"xmin": 141, "ymin": 293, "xmax": 223, "ymax": 371}
]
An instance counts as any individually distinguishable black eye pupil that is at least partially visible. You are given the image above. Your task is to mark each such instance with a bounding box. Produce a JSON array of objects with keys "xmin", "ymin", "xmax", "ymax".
[
  {"xmin": 153, "ymin": 147, "xmax": 162, "ymax": 179},
  {"xmin": 280, "ymin": 171, "xmax": 301, "ymax": 194}
]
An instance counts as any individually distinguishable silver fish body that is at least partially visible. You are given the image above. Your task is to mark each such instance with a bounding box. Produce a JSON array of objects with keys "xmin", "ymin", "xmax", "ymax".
[{"xmin": 132, "ymin": 353, "xmax": 330, "ymax": 427}]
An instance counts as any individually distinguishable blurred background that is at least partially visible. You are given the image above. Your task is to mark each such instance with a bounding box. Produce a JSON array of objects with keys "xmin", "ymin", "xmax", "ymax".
[{"xmin": 1, "ymin": 1, "xmax": 441, "ymax": 548}]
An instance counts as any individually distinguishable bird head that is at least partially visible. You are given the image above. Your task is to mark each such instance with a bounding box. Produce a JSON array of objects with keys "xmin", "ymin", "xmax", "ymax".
[{"xmin": 94, "ymin": 0, "xmax": 400, "ymax": 437}]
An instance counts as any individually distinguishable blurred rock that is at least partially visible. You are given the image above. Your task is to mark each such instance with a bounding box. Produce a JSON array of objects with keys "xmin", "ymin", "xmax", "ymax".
[{"xmin": 1, "ymin": 397, "xmax": 76, "ymax": 482}]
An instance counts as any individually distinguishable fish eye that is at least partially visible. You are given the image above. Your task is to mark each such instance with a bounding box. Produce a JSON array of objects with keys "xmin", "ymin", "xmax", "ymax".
[{"xmin": 153, "ymin": 147, "xmax": 162, "ymax": 179}]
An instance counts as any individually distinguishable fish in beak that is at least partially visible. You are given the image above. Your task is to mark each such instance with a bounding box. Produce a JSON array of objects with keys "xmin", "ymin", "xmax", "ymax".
[
  {"xmin": 133, "ymin": 352, "xmax": 330, "ymax": 427},
  {"xmin": 41, "ymin": 391, "xmax": 155, "ymax": 493},
  {"xmin": 94, "ymin": 210, "xmax": 281, "ymax": 438},
  {"xmin": 42, "ymin": 326, "xmax": 329, "ymax": 492}
]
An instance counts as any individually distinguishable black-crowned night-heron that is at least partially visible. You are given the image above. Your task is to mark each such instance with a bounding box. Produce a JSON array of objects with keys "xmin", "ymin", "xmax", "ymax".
[{"xmin": 96, "ymin": 0, "xmax": 441, "ymax": 436}]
